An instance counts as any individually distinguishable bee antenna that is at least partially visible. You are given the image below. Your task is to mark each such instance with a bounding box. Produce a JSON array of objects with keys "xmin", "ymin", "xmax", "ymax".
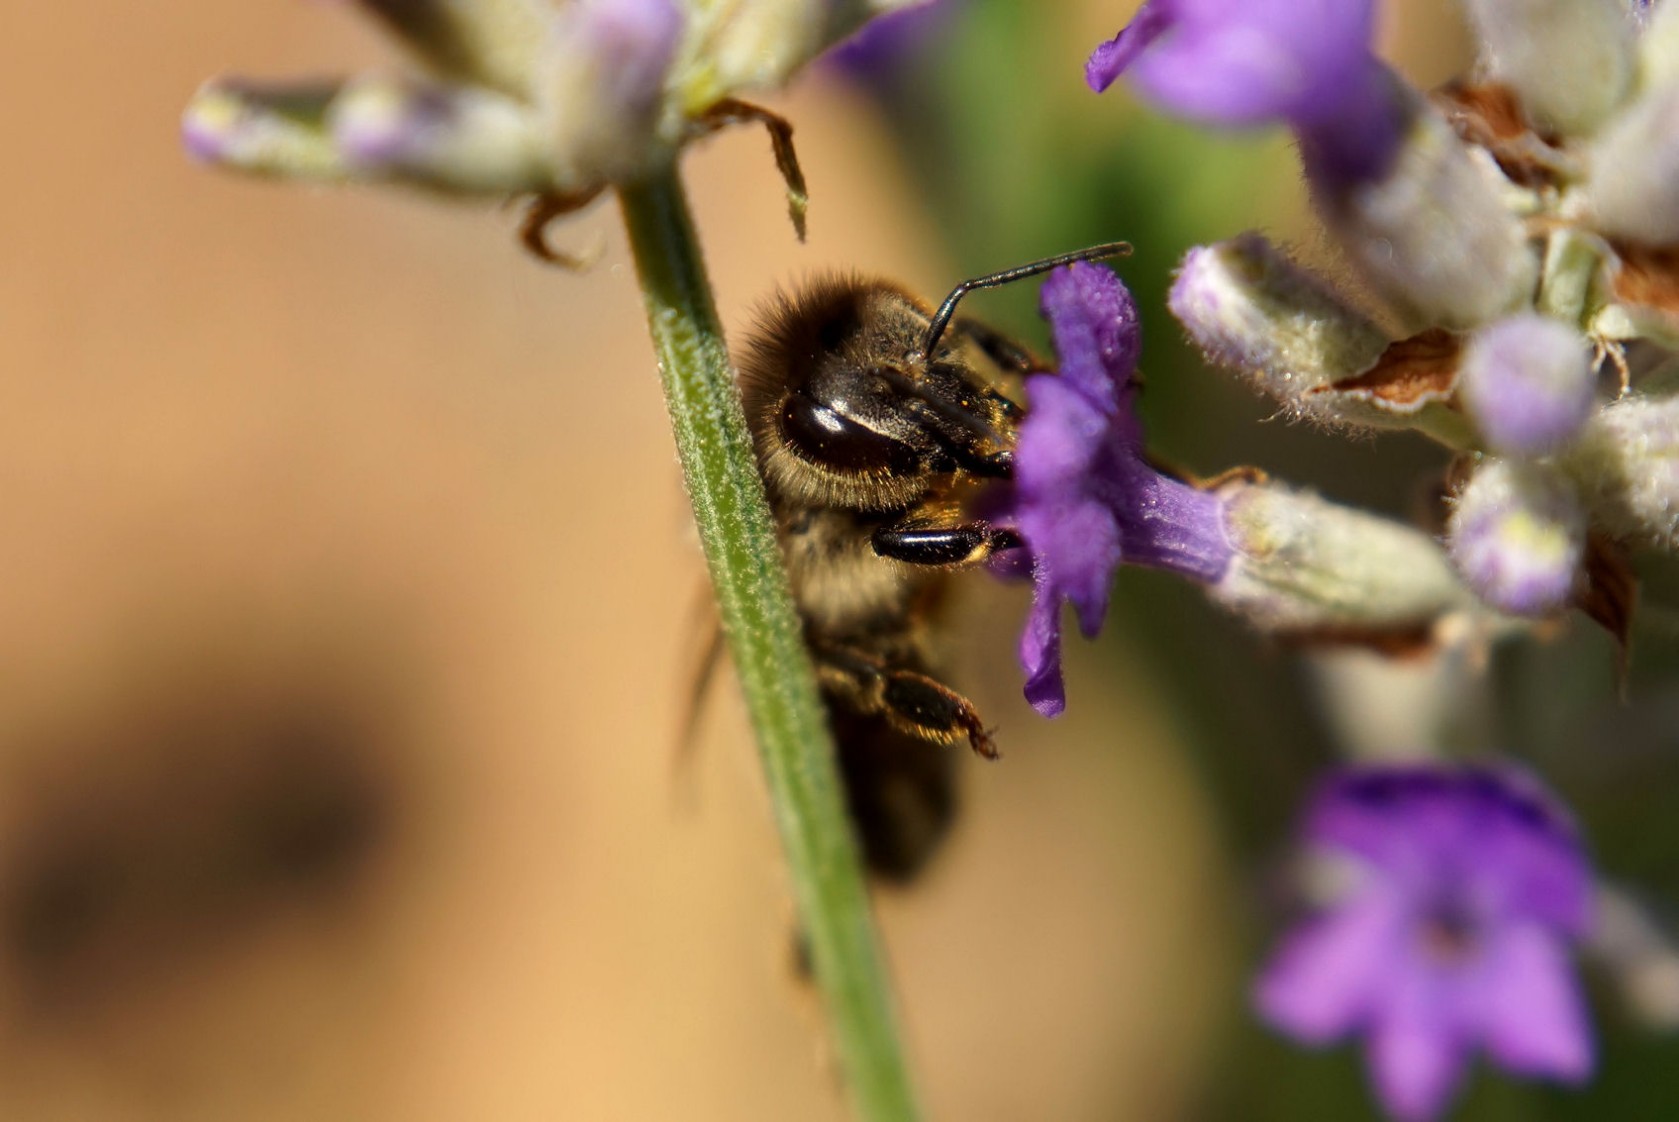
[{"xmin": 917, "ymin": 242, "xmax": 1133, "ymax": 361}]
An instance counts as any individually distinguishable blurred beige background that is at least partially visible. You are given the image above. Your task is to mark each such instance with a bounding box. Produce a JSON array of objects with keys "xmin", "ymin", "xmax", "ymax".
[{"xmin": 0, "ymin": 5, "xmax": 1243, "ymax": 1119}]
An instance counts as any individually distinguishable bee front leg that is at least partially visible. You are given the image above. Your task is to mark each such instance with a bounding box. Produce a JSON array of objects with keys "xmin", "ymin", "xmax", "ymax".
[
  {"xmin": 816, "ymin": 646, "xmax": 999, "ymax": 760},
  {"xmin": 947, "ymin": 318, "xmax": 1035, "ymax": 421},
  {"xmin": 871, "ymin": 522, "xmax": 1023, "ymax": 567},
  {"xmin": 951, "ymin": 317, "xmax": 1043, "ymax": 380}
]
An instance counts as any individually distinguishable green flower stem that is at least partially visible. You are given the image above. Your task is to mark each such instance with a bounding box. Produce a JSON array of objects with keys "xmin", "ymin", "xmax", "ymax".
[{"xmin": 617, "ymin": 166, "xmax": 921, "ymax": 1122}]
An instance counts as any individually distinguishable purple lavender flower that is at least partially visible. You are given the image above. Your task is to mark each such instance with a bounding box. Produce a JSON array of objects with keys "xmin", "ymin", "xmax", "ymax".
[
  {"xmin": 993, "ymin": 263, "xmax": 1232, "ymax": 717},
  {"xmin": 1257, "ymin": 764, "xmax": 1596, "ymax": 1121},
  {"xmin": 1085, "ymin": 0, "xmax": 1404, "ymax": 183},
  {"xmin": 825, "ymin": 0, "xmax": 958, "ymax": 79}
]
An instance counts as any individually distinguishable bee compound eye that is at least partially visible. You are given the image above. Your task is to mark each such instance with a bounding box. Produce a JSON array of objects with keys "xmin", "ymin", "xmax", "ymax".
[{"xmin": 779, "ymin": 392, "xmax": 921, "ymax": 475}]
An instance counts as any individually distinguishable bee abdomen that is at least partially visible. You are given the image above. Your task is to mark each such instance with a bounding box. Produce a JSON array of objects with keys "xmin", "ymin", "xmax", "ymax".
[{"xmin": 825, "ymin": 695, "xmax": 958, "ymax": 882}]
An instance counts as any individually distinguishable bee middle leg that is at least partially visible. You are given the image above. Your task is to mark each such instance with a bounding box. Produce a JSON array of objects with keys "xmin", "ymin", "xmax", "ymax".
[
  {"xmin": 815, "ymin": 644, "xmax": 999, "ymax": 760},
  {"xmin": 871, "ymin": 521, "xmax": 1023, "ymax": 567}
]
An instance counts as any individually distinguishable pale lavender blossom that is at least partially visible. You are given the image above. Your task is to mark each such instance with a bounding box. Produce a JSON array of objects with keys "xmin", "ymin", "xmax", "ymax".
[
  {"xmin": 1460, "ymin": 315, "xmax": 1597, "ymax": 458},
  {"xmin": 1447, "ymin": 460, "xmax": 1587, "ymax": 617},
  {"xmin": 1258, "ymin": 764, "xmax": 1595, "ymax": 1122}
]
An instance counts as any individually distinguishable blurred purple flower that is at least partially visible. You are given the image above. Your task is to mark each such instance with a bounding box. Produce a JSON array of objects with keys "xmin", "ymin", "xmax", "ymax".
[
  {"xmin": 826, "ymin": 0, "xmax": 959, "ymax": 79},
  {"xmin": 1086, "ymin": 0, "xmax": 1404, "ymax": 183},
  {"xmin": 993, "ymin": 263, "xmax": 1232, "ymax": 717},
  {"xmin": 1257, "ymin": 764, "xmax": 1596, "ymax": 1121}
]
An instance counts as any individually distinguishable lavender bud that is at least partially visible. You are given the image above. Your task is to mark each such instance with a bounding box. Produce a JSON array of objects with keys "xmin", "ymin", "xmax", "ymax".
[
  {"xmin": 351, "ymin": 0, "xmax": 549, "ymax": 99},
  {"xmin": 539, "ymin": 0, "xmax": 685, "ymax": 190},
  {"xmin": 1462, "ymin": 0, "xmax": 1635, "ymax": 135},
  {"xmin": 1315, "ymin": 91, "xmax": 1538, "ymax": 331},
  {"xmin": 331, "ymin": 76, "xmax": 548, "ymax": 193},
  {"xmin": 1640, "ymin": 0, "xmax": 1679, "ymax": 90},
  {"xmin": 1170, "ymin": 235, "xmax": 1389, "ymax": 418},
  {"xmin": 701, "ymin": 1, "xmax": 831, "ymax": 96},
  {"xmin": 1448, "ymin": 460, "xmax": 1586, "ymax": 616},
  {"xmin": 691, "ymin": 0, "xmax": 917, "ymax": 101},
  {"xmin": 1586, "ymin": 81, "xmax": 1679, "ymax": 245},
  {"xmin": 1564, "ymin": 395, "xmax": 1679, "ymax": 550},
  {"xmin": 1210, "ymin": 482, "xmax": 1474, "ymax": 634},
  {"xmin": 1460, "ymin": 313, "xmax": 1597, "ymax": 456},
  {"xmin": 181, "ymin": 80, "xmax": 346, "ymax": 181}
]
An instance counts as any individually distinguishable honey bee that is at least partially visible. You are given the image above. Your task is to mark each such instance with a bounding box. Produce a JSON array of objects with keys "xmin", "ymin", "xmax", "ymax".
[{"xmin": 736, "ymin": 244, "xmax": 1130, "ymax": 880}]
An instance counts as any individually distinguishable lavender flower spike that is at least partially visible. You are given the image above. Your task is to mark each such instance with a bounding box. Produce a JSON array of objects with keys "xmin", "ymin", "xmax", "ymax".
[
  {"xmin": 995, "ymin": 263, "xmax": 1233, "ymax": 717},
  {"xmin": 1086, "ymin": 0, "xmax": 1403, "ymax": 183},
  {"xmin": 1258, "ymin": 764, "xmax": 1596, "ymax": 1122},
  {"xmin": 185, "ymin": 0, "xmax": 920, "ymax": 212}
]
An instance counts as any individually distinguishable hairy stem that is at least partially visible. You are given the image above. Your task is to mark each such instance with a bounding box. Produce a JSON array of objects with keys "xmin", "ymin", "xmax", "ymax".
[{"xmin": 617, "ymin": 166, "xmax": 921, "ymax": 1122}]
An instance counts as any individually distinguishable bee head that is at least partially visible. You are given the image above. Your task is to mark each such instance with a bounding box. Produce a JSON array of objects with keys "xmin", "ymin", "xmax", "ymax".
[{"xmin": 742, "ymin": 278, "xmax": 1018, "ymax": 513}]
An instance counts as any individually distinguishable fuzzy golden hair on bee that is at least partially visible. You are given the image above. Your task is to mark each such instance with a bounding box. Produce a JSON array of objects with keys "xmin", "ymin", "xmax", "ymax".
[
  {"xmin": 727, "ymin": 244, "xmax": 1131, "ymax": 882},
  {"xmin": 737, "ymin": 272, "xmax": 1029, "ymax": 517},
  {"xmin": 739, "ymin": 273, "xmax": 940, "ymax": 513},
  {"xmin": 730, "ymin": 271, "xmax": 1032, "ymax": 880}
]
